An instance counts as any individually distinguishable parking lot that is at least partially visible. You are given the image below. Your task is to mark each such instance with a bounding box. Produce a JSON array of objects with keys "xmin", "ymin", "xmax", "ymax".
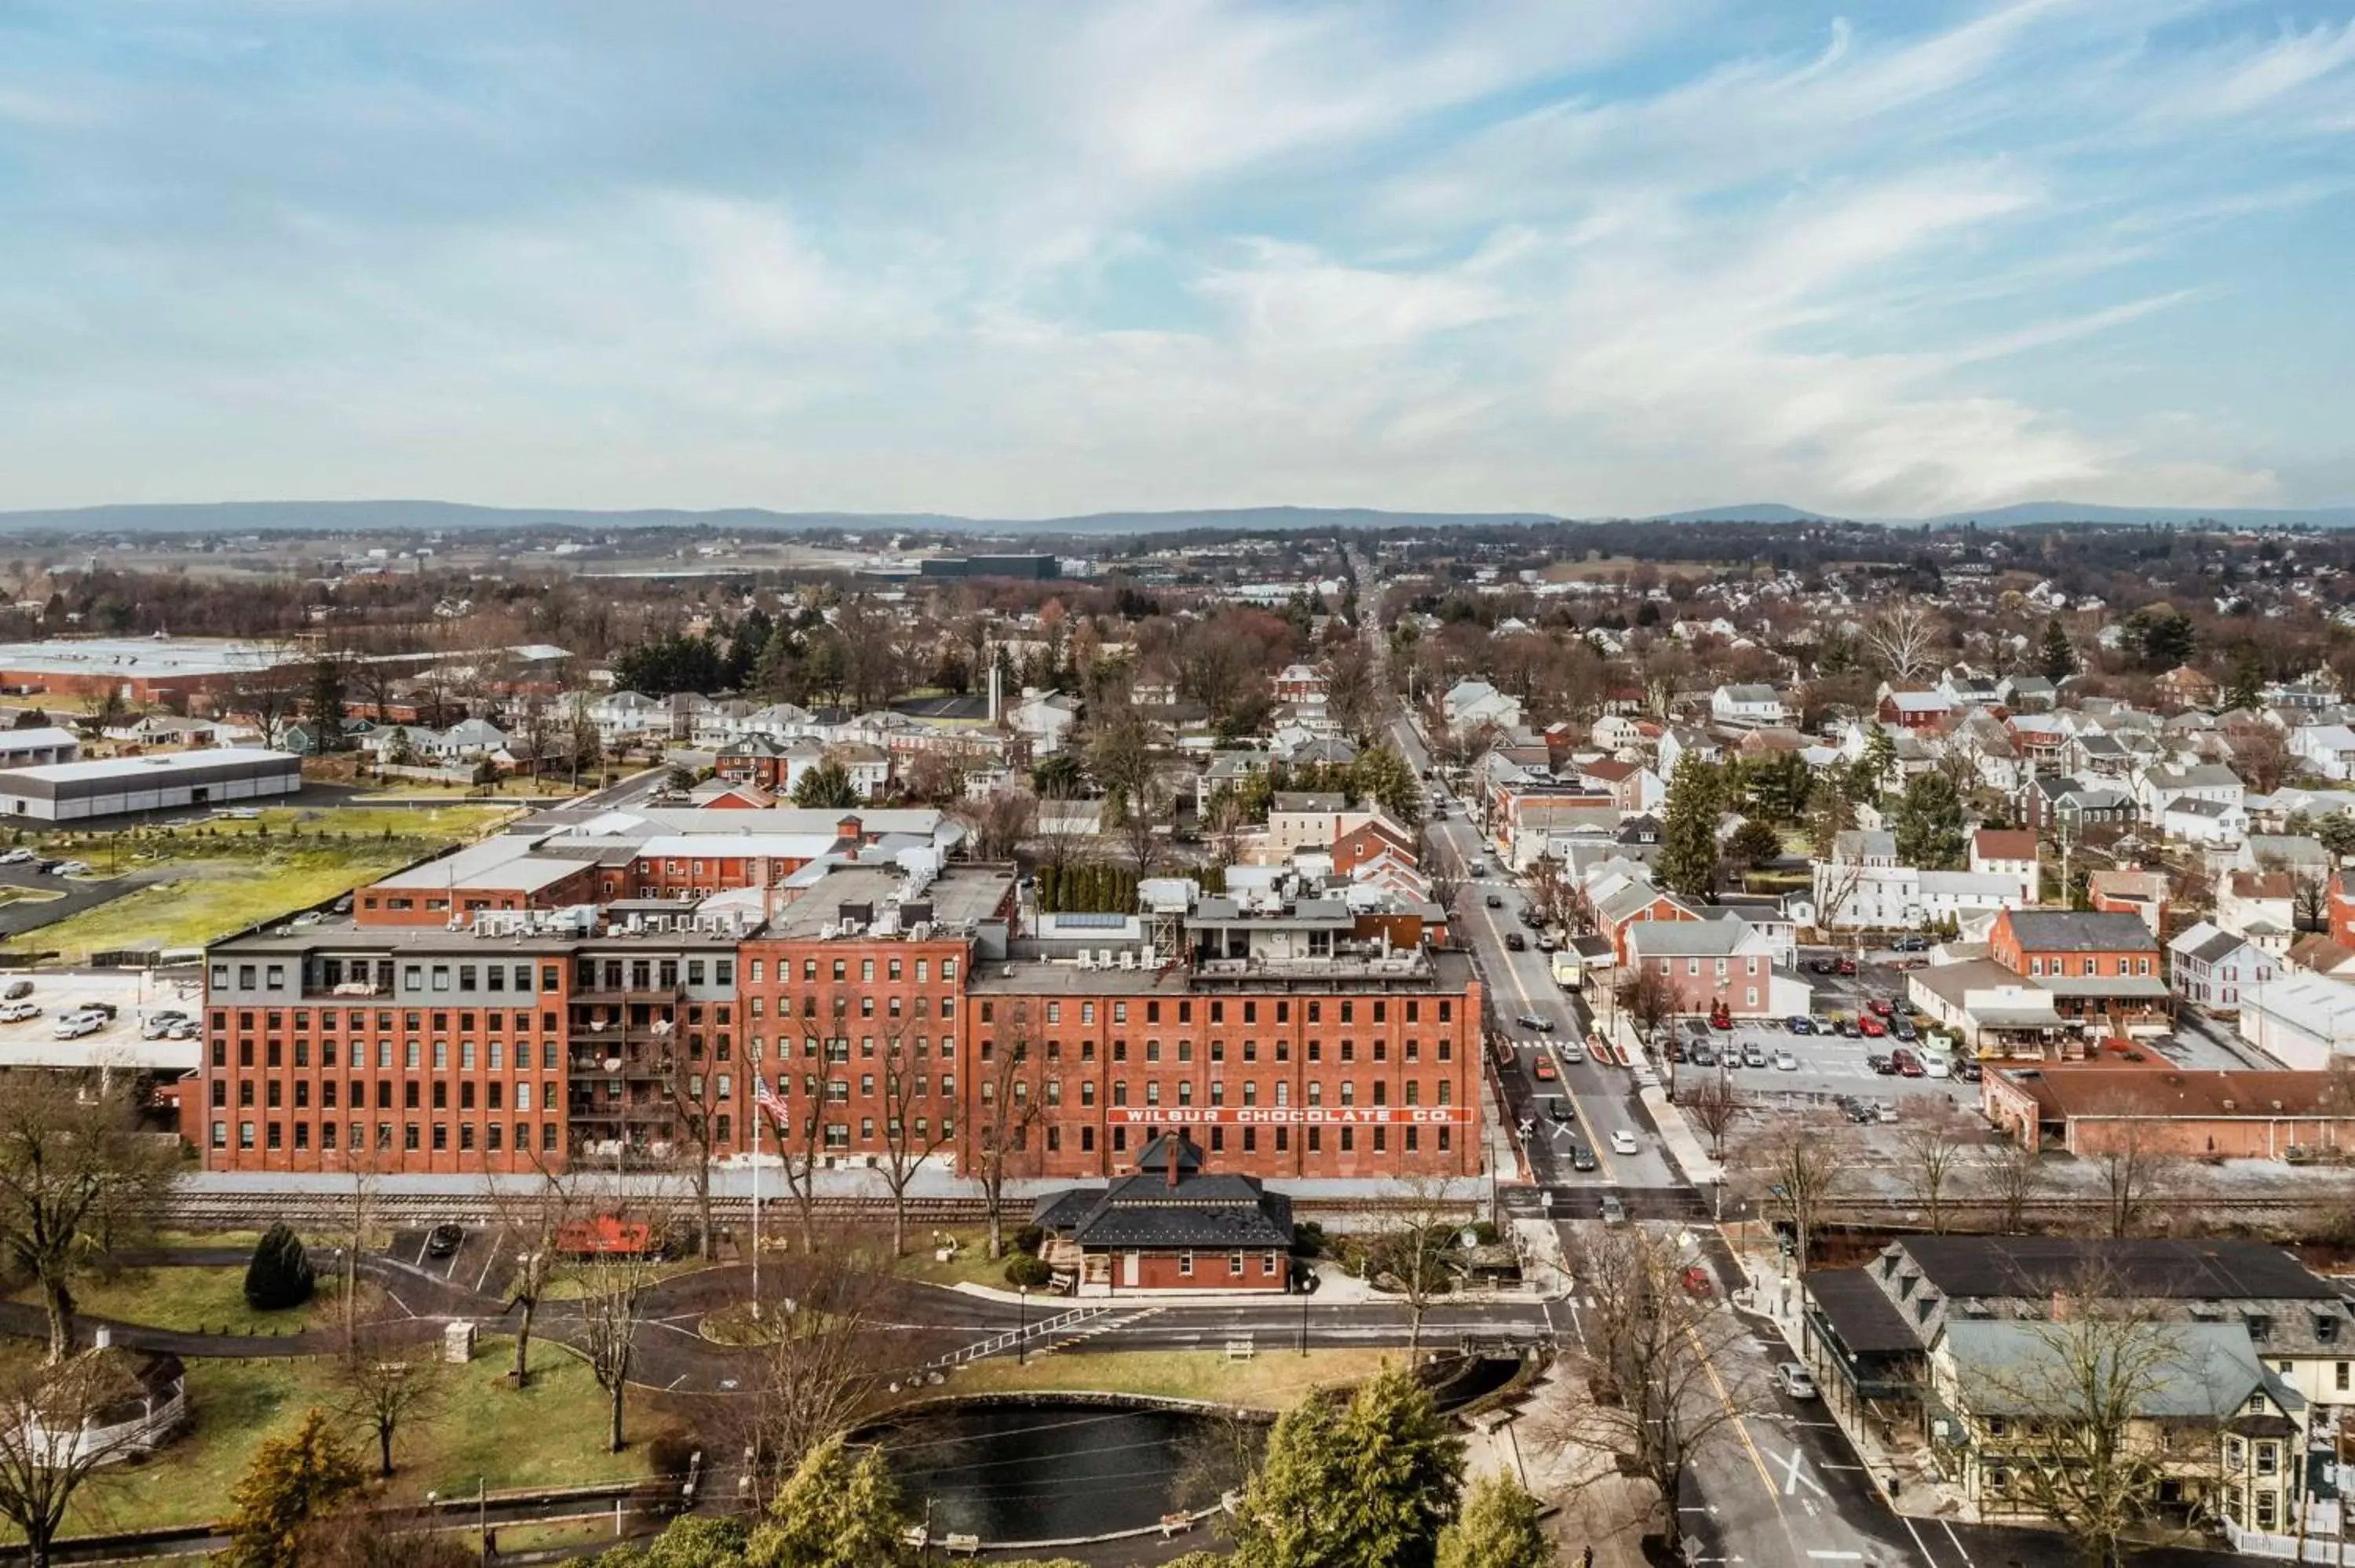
[{"xmin": 0, "ymin": 968, "xmax": 202, "ymax": 1069}]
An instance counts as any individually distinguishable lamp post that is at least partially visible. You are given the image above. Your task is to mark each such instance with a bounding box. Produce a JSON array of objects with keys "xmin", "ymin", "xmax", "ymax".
[{"xmin": 1017, "ymin": 1285, "xmax": 1029, "ymax": 1366}]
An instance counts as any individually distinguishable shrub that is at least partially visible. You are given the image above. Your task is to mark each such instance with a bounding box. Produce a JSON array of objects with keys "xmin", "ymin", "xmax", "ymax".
[
  {"xmin": 1292, "ymin": 1220, "xmax": 1328, "ymax": 1257},
  {"xmin": 1470, "ymin": 1220, "xmax": 1501, "ymax": 1246},
  {"xmin": 1012, "ymin": 1223, "xmax": 1045, "ymax": 1257},
  {"xmin": 1003, "ymin": 1254, "xmax": 1053, "ymax": 1289},
  {"xmin": 244, "ymin": 1222, "xmax": 316, "ymax": 1311}
]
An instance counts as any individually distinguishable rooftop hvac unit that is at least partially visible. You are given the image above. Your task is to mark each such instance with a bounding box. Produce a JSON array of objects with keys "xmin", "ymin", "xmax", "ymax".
[{"xmin": 1076, "ymin": 950, "xmax": 1095, "ymax": 969}]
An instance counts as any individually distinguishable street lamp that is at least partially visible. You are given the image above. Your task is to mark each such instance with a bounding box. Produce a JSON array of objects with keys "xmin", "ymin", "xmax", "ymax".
[{"xmin": 1017, "ymin": 1285, "xmax": 1029, "ymax": 1366}]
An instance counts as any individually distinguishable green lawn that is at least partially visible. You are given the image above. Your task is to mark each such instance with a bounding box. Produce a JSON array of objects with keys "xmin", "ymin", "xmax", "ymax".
[
  {"xmin": 6, "ymin": 804, "xmax": 515, "ymax": 959},
  {"xmin": 951, "ymin": 1348, "xmax": 1393, "ymax": 1409},
  {"xmin": 895, "ymin": 1231, "xmax": 1030, "ymax": 1290},
  {"xmin": 17, "ymin": 1266, "xmax": 381, "ymax": 1338},
  {"xmin": 64, "ymin": 1341, "xmax": 663, "ymax": 1534}
]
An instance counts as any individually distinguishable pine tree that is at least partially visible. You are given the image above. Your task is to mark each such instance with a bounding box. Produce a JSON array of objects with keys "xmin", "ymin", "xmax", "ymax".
[
  {"xmin": 2039, "ymin": 618, "xmax": 2077, "ymax": 682},
  {"xmin": 2225, "ymin": 645, "xmax": 2266, "ymax": 713},
  {"xmin": 225, "ymin": 1408, "xmax": 369, "ymax": 1568},
  {"xmin": 790, "ymin": 760, "xmax": 857, "ymax": 810},
  {"xmin": 244, "ymin": 1222, "xmax": 316, "ymax": 1312},
  {"xmin": 1435, "ymin": 1474, "xmax": 1548, "ymax": 1568},
  {"xmin": 751, "ymin": 1433, "xmax": 908, "ymax": 1568},
  {"xmin": 1656, "ymin": 757, "xmax": 1722, "ymax": 899},
  {"xmin": 1890, "ymin": 771, "xmax": 1966, "ymax": 871},
  {"xmin": 1231, "ymin": 1368, "xmax": 1462, "ymax": 1568}
]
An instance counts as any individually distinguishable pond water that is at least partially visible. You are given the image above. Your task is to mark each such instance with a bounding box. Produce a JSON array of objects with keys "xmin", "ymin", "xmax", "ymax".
[{"xmin": 875, "ymin": 1399, "xmax": 1249, "ymax": 1544}]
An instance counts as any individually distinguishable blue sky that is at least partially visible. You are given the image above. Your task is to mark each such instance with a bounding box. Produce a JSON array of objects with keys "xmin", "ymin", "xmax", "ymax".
[{"xmin": 2, "ymin": 1, "xmax": 2352, "ymax": 518}]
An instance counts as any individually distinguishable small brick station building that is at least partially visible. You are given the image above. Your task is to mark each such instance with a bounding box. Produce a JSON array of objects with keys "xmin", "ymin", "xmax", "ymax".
[{"xmin": 1032, "ymin": 1132, "xmax": 1294, "ymax": 1293}]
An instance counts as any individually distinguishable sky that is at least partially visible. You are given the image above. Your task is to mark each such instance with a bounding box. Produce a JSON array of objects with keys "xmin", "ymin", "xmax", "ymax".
[{"xmin": 2, "ymin": 1, "xmax": 2353, "ymax": 520}]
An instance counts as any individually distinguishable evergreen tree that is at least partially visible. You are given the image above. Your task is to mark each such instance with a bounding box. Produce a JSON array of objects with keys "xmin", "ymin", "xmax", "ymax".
[
  {"xmin": 225, "ymin": 1408, "xmax": 369, "ymax": 1568},
  {"xmin": 244, "ymin": 1222, "xmax": 316, "ymax": 1312},
  {"xmin": 750, "ymin": 1433, "xmax": 908, "ymax": 1568},
  {"xmin": 2038, "ymin": 618, "xmax": 2077, "ymax": 682},
  {"xmin": 305, "ymin": 657, "xmax": 348, "ymax": 749},
  {"xmin": 2225, "ymin": 645, "xmax": 2266, "ymax": 713},
  {"xmin": 1857, "ymin": 727, "xmax": 1899, "ymax": 804},
  {"xmin": 1890, "ymin": 771, "xmax": 1966, "ymax": 871},
  {"xmin": 1655, "ymin": 757, "xmax": 1722, "ymax": 899},
  {"xmin": 1435, "ymin": 1474, "xmax": 1547, "ymax": 1568},
  {"xmin": 1349, "ymin": 745, "xmax": 1424, "ymax": 827},
  {"xmin": 2317, "ymin": 814, "xmax": 2355, "ymax": 859},
  {"xmin": 604, "ymin": 1518, "xmax": 749, "ymax": 1568},
  {"xmin": 790, "ymin": 760, "xmax": 857, "ymax": 811},
  {"xmin": 1231, "ymin": 1367, "xmax": 1462, "ymax": 1568}
]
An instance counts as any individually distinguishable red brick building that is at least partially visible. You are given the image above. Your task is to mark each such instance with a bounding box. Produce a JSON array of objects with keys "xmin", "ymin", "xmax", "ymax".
[
  {"xmin": 190, "ymin": 852, "xmax": 1480, "ymax": 1185},
  {"xmin": 1988, "ymin": 909, "xmax": 2169, "ymax": 1030}
]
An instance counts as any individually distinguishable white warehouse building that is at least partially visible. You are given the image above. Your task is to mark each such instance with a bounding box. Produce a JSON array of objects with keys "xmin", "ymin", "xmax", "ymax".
[{"xmin": 0, "ymin": 749, "xmax": 301, "ymax": 822}]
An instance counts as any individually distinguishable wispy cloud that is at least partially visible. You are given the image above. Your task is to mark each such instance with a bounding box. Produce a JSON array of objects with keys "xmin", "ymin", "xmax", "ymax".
[{"xmin": 0, "ymin": 0, "xmax": 2347, "ymax": 514}]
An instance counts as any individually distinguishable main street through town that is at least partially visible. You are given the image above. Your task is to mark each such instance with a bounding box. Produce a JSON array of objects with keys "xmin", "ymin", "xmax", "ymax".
[{"xmin": 1341, "ymin": 556, "xmax": 2132, "ymax": 1568}]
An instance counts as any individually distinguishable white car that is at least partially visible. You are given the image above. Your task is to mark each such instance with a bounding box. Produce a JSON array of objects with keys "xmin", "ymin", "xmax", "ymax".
[
  {"xmin": 50, "ymin": 860, "xmax": 89, "ymax": 876},
  {"xmin": 0, "ymin": 848, "xmax": 33, "ymax": 865},
  {"xmin": 1610, "ymin": 1129, "xmax": 1639, "ymax": 1156},
  {"xmin": 1775, "ymin": 1362, "xmax": 1818, "ymax": 1399},
  {"xmin": 1773, "ymin": 1051, "xmax": 1800, "ymax": 1071},
  {"xmin": 0, "ymin": 1002, "xmax": 38, "ymax": 1023},
  {"xmin": 53, "ymin": 1016, "xmax": 99, "ymax": 1040},
  {"xmin": 1922, "ymin": 1054, "xmax": 1952, "ymax": 1079}
]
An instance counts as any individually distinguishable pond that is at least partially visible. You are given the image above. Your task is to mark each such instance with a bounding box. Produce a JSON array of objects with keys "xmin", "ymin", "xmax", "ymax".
[{"xmin": 874, "ymin": 1398, "xmax": 1259, "ymax": 1544}]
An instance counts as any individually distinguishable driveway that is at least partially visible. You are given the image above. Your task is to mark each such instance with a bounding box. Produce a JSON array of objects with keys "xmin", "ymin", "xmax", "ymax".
[{"xmin": 0, "ymin": 864, "xmax": 170, "ymax": 940}]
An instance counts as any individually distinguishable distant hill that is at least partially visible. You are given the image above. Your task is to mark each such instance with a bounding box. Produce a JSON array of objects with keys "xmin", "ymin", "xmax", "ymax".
[
  {"xmin": 1918, "ymin": 501, "xmax": 2355, "ymax": 529},
  {"xmin": 0, "ymin": 500, "xmax": 1563, "ymax": 537},
  {"xmin": 1642, "ymin": 503, "xmax": 1846, "ymax": 524},
  {"xmin": 3, "ymin": 496, "xmax": 2349, "ymax": 537}
]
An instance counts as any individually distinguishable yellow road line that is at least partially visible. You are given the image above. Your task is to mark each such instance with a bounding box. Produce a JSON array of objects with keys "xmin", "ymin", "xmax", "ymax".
[{"xmin": 1689, "ymin": 1321, "xmax": 1780, "ymax": 1506}]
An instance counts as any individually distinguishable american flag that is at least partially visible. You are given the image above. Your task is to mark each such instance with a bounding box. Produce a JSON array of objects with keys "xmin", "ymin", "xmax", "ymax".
[{"xmin": 754, "ymin": 1074, "xmax": 786, "ymax": 1121}]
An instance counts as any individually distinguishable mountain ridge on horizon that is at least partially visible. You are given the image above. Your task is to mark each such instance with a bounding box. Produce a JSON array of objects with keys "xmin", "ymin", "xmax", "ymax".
[{"xmin": 2, "ymin": 497, "xmax": 2351, "ymax": 535}]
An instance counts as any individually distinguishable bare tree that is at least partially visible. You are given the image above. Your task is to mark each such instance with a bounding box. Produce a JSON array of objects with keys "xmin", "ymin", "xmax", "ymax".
[
  {"xmin": 1616, "ymin": 964, "xmax": 1680, "ymax": 1046},
  {"xmin": 1678, "ymin": 1072, "xmax": 1743, "ymax": 1161},
  {"xmin": 0, "ymin": 1351, "xmax": 152, "ymax": 1568},
  {"xmin": 873, "ymin": 1022, "xmax": 951, "ymax": 1257},
  {"xmin": 1979, "ymin": 1136, "xmax": 2051, "ymax": 1235},
  {"xmin": 1896, "ymin": 1098, "xmax": 1981, "ymax": 1235},
  {"xmin": 2085, "ymin": 1116, "xmax": 2190, "ymax": 1239},
  {"xmin": 740, "ymin": 1237, "xmax": 907, "ymax": 1504},
  {"xmin": 1367, "ymin": 1173, "xmax": 1462, "ymax": 1359},
  {"xmin": 1864, "ymin": 604, "xmax": 1940, "ymax": 684},
  {"xmin": 0, "ymin": 1071, "xmax": 182, "ymax": 1363},
  {"xmin": 963, "ymin": 786, "xmax": 1037, "ymax": 862},
  {"xmin": 1524, "ymin": 853, "xmax": 1576, "ymax": 934},
  {"xmin": 480, "ymin": 1154, "xmax": 579, "ymax": 1387},
  {"xmin": 335, "ymin": 1147, "xmax": 382, "ymax": 1353},
  {"xmin": 333, "ymin": 1325, "xmax": 446, "ymax": 1478},
  {"xmin": 1965, "ymin": 1277, "xmax": 2195, "ymax": 1568},
  {"xmin": 1736, "ymin": 1111, "xmax": 1846, "ymax": 1276},
  {"xmin": 568, "ymin": 1194, "xmax": 670, "ymax": 1453},
  {"xmin": 770, "ymin": 1035, "xmax": 842, "ymax": 1256},
  {"xmin": 1535, "ymin": 1225, "xmax": 1756, "ymax": 1554},
  {"xmin": 1117, "ymin": 776, "xmax": 1167, "ymax": 876},
  {"xmin": 972, "ymin": 1000, "xmax": 1053, "ymax": 1259},
  {"xmin": 655, "ymin": 1022, "xmax": 725, "ymax": 1262}
]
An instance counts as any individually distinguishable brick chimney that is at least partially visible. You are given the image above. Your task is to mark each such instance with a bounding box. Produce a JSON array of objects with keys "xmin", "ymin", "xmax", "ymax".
[{"xmin": 1167, "ymin": 1132, "xmax": 1181, "ymax": 1190}]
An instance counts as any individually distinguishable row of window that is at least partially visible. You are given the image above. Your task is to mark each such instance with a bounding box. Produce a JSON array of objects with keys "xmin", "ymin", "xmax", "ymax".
[
  {"xmin": 747, "ymin": 993, "xmax": 952, "ymax": 1019},
  {"xmin": 984, "ymin": 1036, "xmax": 1451, "ymax": 1065},
  {"xmin": 212, "ymin": 1119, "xmax": 559, "ymax": 1154},
  {"xmin": 2021, "ymin": 953, "xmax": 2153, "ymax": 977},
  {"xmin": 214, "ymin": 1077, "xmax": 557, "ymax": 1111},
  {"xmin": 995, "ymin": 996, "xmax": 1451, "ymax": 1026},
  {"xmin": 217, "ymin": 1038, "xmax": 565, "ymax": 1071},
  {"xmin": 747, "ymin": 954, "xmax": 958, "ymax": 983}
]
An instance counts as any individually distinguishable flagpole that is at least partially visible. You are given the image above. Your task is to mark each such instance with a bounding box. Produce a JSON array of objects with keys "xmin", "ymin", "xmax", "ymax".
[{"xmin": 750, "ymin": 1077, "xmax": 763, "ymax": 1321}]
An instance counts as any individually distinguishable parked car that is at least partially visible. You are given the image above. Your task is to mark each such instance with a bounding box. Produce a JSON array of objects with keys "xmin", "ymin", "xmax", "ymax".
[
  {"xmin": 1774, "ymin": 1362, "xmax": 1818, "ymax": 1399},
  {"xmin": 1956, "ymin": 1059, "xmax": 1983, "ymax": 1083},
  {"xmin": 1923, "ymin": 1053, "xmax": 1952, "ymax": 1079},
  {"xmin": 2, "ymin": 980, "xmax": 30, "ymax": 1000},
  {"xmin": 1857, "ymin": 1016, "xmax": 1886, "ymax": 1037},
  {"xmin": 51, "ymin": 860, "xmax": 89, "ymax": 876},
  {"xmin": 1681, "ymin": 1264, "xmax": 1714, "ymax": 1297},
  {"xmin": 1836, "ymin": 956, "xmax": 1858, "ymax": 975},
  {"xmin": 1866, "ymin": 1054, "xmax": 1896, "ymax": 1075},
  {"xmin": 1892, "ymin": 1048, "xmax": 1925, "ymax": 1078},
  {"xmin": 1832, "ymin": 1016, "xmax": 1858, "ymax": 1038},
  {"xmin": 1889, "ymin": 1019, "xmax": 1918, "ymax": 1042},
  {"xmin": 1741, "ymin": 1043, "xmax": 1768, "ymax": 1069},
  {"xmin": 0, "ymin": 1002, "xmax": 39, "ymax": 1023},
  {"xmin": 1867, "ymin": 998, "xmax": 1894, "ymax": 1018},
  {"xmin": 1610, "ymin": 1129, "xmax": 1639, "ymax": 1156},
  {"xmin": 1806, "ymin": 956, "xmax": 1838, "ymax": 975},
  {"xmin": 1785, "ymin": 1016, "xmax": 1813, "ymax": 1034},
  {"xmin": 52, "ymin": 1016, "xmax": 99, "ymax": 1040},
  {"xmin": 425, "ymin": 1223, "xmax": 465, "ymax": 1258},
  {"xmin": 1773, "ymin": 1050, "xmax": 1799, "ymax": 1071},
  {"xmin": 1891, "ymin": 935, "xmax": 1930, "ymax": 953},
  {"xmin": 80, "ymin": 1001, "xmax": 118, "ymax": 1020},
  {"xmin": 0, "ymin": 848, "xmax": 31, "ymax": 865}
]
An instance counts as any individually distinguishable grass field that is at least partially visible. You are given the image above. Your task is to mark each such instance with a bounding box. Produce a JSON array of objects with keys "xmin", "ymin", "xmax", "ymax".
[
  {"xmin": 950, "ymin": 1348, "xmax": 1393, "ymax": 1409},
  {"xmin": 5, "ymin": 804, "xmax": 514, "ymax": 959},
  {"xmin": 62, "ymin": 1340, "xmax": 662, "ymax": 1534},
  {"xmin": 895, "ymin": 1231, "xmax": 1028, "ymax": 1290},
  {"xmin": 16, "ymin": 1266, "xmax": 385, "ymax": 1338}
]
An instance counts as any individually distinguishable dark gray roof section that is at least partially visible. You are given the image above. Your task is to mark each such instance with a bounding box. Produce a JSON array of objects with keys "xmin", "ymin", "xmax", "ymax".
[
  {"xmin": 2003, "ymin": 910, "xmax": 2160, "ymax": 953},
  {"xmin": 1031, "ymin": 1134, "xmax": 1294, "ymax": 1251},
  {"xmin": 1898, "ymin": 1237, "xmax": 2339, "ymax": 1302},
  {"xmin": 1806, "ymin": 1267, "xmax": 1926, "ymax": 1355}
]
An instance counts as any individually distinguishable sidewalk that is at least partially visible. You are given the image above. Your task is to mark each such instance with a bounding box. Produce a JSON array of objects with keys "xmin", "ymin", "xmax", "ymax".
[{"xmin": 1599, "ymin": 1010, "xmax": 1722, "ymax": 1187}]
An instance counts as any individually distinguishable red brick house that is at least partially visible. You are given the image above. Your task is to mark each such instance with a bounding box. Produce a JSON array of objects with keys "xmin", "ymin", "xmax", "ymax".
[
  {"xmin": 1988, "ymin": 910, "xmax": 2169, "ymax": 1031},
  {"xmin": 2155, "ymin": 665, "xmax": 2222, "ymax": 711},
  {"xmin": 1333, "ymin": 816, "xmax": 1416, "ymax": 877},
  {"xmin": 1031, "ymin": 1132, "xmax": 1294, "ymax": 1293}
]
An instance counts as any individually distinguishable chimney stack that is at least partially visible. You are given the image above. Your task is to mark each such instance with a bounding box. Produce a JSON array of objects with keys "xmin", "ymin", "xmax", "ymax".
[{"xmin": 1167, "ymin": 1132, "xmax": 1181, "ymax": 1190}]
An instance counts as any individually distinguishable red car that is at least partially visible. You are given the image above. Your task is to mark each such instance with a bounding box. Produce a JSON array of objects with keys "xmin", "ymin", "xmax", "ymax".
[
  {"xmin": 1534, "ymin": 1056, "xmax": 1557, "ymax": 1081},
  {"xmin": 1868, "ymin": 998, "xmax": 1894, "ymax": 1018},
  {"xmin": 1857, "ymin": 1016, "xmax": 1886, "ymax": 1037},
  {"xmin": 1892, "ymin": 1048, "xmax": 1924, "ymax": 1078},
  {"xmin": 1836, "ymin": 957, "xmax": 1858, "ymax": 976},
  {"xmin": 1681, "ymin": 1264, "xmax": 1714, "ymax": 1298}
]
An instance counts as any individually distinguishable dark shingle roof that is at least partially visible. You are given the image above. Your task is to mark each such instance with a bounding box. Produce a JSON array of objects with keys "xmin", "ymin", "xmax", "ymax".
[
  {"xmin": 1806, "ymin": 1267, "xmax": 1922, "ymax": 1355},
  {"xmin": 2003, "ymin": 910, "xmax": 2160, "ymax": 954},
  {"xmin": 1899, "ymin": 1237, "xmax": 2337, "ymax": 1302}
]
